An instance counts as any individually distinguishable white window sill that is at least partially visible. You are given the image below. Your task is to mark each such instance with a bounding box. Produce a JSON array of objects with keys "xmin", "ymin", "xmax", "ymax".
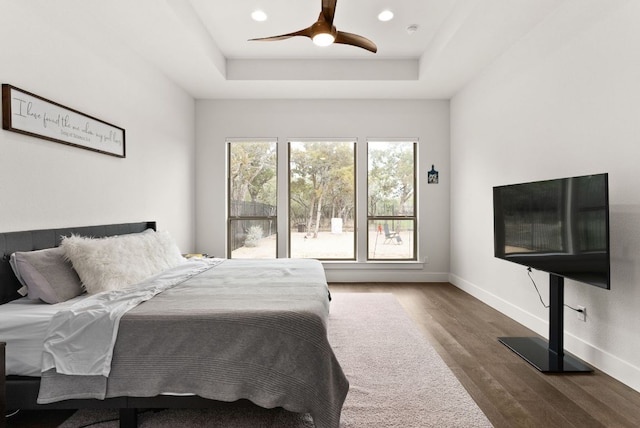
[{"xmin": 322, "ymin": 260, "xmax": 426, "ymax": 270}]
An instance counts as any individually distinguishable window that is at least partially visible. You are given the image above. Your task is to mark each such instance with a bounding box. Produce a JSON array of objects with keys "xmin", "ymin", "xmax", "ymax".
[
  {"xmin": 227, "ymin": 140, "xmax": 277, "ymax": 258},
  {"xmin": 289, "ymin": 140, "xmax": 356, "ymax": 260},
  {"xmin": 227, "ymin": 138, "xmax": 418, "ymax": 261},
  {"xmin": 367, "ymin": 141, "xmax": 416, "ymax": 260}
]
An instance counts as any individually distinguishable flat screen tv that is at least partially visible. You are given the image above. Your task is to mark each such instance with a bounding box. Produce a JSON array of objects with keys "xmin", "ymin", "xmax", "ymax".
[
  {"xmin": 493, "ymin": 173, "xmax": 610, "ymax": 373},
  {"xmin": 493, "ymin": 173, "xmax": 610, "ymax": 289}
]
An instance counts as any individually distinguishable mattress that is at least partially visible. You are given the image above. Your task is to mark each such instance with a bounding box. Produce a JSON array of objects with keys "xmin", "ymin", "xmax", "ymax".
[{"xmin": 0, "ymin": 294, "xmax": 87, "ymax": 376}]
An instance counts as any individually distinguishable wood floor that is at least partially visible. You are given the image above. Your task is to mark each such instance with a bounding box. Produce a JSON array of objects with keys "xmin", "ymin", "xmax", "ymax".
[
  {"xmin": 6, "ymin": 282, "xmax": 640, "ymax": 427},
  {"xmin": 330, "ymin": 283, "xmax": 640, "ymax": 428}
]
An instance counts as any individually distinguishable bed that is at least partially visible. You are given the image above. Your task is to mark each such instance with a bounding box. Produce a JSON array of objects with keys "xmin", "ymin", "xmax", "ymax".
[{"xmin": 0, "ymin": 221, "xmax": 348, "ymax": 428}]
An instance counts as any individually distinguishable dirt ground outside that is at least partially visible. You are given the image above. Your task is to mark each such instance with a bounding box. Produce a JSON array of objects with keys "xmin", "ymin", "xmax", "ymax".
[{"xmin": 231, "ymin": 230, "xmax": 412, "ymax": 259}]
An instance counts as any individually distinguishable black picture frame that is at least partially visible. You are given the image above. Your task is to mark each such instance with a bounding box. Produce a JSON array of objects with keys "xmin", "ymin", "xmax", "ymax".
[{"xmin": 2, "ymin": 84, "xmax": 125, "ymax": 158}]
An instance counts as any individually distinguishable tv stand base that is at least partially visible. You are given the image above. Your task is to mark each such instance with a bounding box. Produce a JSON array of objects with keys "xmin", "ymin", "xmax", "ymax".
[{"xmin": 499, "ymin": 336, "xmax": 592, "ymax": 373}]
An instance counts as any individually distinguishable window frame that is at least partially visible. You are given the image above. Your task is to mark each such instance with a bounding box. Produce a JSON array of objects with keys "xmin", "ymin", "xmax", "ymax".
[
  {"xmin": 227, "ymin": 139, "xmax": 278, "ymax": 258},
  {"xmin": 287, "ymin": 139, "xmax": 357, "ymax": 261},
  {"xmin": 226, "ymin": 138, "xmax": 420, "ymax": 263},
  {"xmin": 366, "ymin": 140, "xmax": 418, "ymax": 261}
]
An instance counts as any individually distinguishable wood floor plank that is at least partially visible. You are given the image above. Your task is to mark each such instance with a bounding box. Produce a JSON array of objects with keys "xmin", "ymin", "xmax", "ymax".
[
  {"xmin": 496, "ymin": 361, "xmax": 601, "ymax": 428},
  {"xmin": 544, "ymin": 374, "xmax": 638, "ymax": 427}
]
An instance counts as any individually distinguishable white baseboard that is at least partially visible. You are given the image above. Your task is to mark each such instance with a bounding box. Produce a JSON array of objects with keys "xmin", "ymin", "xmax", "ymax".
[{"xmin": 449, "ymin": 273, "xmax": 640, "ymax": 393}]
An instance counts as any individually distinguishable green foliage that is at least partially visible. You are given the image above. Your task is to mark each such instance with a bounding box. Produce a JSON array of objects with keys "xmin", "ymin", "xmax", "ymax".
[
  {"xmin": 289, "ymin": 141, "xmax": 355, "ymax": 233},
  {"xmin": 229, "ymin": 141, "xmax": 277, "ymax": 206},
  {"xmin": 368, "ymin": 142, "xmax": 415, "ymax": 216},
  {"xmin": 230, "ymin": 140, "xmax": 415, "ymax": 236}
]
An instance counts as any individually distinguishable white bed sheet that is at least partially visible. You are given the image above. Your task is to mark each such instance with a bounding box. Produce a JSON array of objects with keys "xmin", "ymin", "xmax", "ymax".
[{"xmin": 0, "ymin": 294, "xmax": 87, "ymax": 376}]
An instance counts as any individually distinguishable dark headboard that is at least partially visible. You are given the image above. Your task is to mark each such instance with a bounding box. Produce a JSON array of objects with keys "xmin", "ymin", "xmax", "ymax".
[{"xmin": 0, "ymin": 221, "xmax": 156, "ymax": 304}]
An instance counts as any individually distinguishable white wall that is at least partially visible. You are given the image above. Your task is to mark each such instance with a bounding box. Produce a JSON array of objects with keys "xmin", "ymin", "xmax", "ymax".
[
  {"xmin": 0, "ymin": 2, "xmax": 196, "ymax": 251},
  {"xmin": 450, "ymin": 0, "xmax": 640, "ymax": 391},
  {"xmin": 195, "ymin": 99, "xmax": 450, "ymax": 282}
]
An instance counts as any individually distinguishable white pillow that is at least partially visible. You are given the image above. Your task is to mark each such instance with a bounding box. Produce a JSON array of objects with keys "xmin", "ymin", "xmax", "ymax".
[{"xmin": 61, "ymin": 230, "xmax": 185, "ymax": 294}]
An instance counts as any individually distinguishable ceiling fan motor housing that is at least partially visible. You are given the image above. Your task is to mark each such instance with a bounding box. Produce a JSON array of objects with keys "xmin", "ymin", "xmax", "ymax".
[{"xmin": 311, "ymin": 20, "xmax": 337, "ymax": 45}]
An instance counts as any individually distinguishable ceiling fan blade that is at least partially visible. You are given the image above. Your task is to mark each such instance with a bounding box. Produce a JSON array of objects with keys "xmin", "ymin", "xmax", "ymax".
[
  {"xmin": 322, "ymin": 0, "xmax": 338, "ymax": 25},
  {"xmin": 335, "ymin": 31, "xmax": 377, "ymax": 53},
  {"xmin": 249, "ymin": 27, "xmax": 313, "ymax": 42}
]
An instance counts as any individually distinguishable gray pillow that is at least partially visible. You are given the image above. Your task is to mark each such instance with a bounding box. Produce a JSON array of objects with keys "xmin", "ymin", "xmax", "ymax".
[{"xmin": 9, "ymin": 247, "xmax": 84, "ymax": 304}]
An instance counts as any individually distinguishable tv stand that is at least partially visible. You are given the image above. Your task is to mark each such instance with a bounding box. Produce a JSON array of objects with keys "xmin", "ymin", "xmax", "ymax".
[{"xmin": 498, "ymin": 274, "xmax": 593, "ymax": 373}]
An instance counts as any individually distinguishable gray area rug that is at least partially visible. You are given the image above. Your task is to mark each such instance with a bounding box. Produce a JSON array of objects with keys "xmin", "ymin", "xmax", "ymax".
[{"xmin": 59, "ymin": 293, "xmax": 493, "ymax": 427}]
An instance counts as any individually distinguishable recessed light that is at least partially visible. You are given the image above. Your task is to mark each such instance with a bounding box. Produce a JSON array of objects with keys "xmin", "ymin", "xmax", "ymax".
[
  {"xmin": 378, "ymin": 10, "xmax": 394, "ymax": 22},
  {"xmin": 251, "ymin": 10, "xmax": 267, "ymax": 22}
]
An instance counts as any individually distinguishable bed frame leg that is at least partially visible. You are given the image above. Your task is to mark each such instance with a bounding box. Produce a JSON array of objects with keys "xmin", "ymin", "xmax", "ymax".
[
  {"xmin": 119, "ymin": 408, "xmax": 137, "ymax": 428},
  {"xmin": 1, "ymin": 342, "xmax": 6, "ymax": 428}
]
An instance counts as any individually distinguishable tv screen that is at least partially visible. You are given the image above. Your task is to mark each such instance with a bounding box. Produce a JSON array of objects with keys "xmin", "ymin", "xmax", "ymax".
[{"xmin": 493, "ymin": 173, "xmax": 610, "ymax": 289}]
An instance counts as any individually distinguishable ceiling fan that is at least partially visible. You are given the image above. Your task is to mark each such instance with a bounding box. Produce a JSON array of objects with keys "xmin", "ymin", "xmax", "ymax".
[{"xmin": 249, "ymin": 0, "xmax": 377, "ymax": 53}]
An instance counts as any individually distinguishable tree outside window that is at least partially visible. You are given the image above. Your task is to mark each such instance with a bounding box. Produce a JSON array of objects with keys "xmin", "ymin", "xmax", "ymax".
[
  {"xmin": 367, "ymin": 141, "xmax": 416, "ymax": 260},
  {"xmin": 289, "ymin": 141, "xmax": 355, "ymax": 260},
  {"xmin": 228, "ymin": 140, "xmax": 277, "ymax": 258},
  {"xmin": 227, "ymin": 139, "xmax": 417, "ymax": 261}
]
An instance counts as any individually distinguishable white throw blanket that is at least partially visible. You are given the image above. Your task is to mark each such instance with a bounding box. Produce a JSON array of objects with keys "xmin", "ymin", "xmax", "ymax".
[{"xmin": 41, "ymin": 258, "xmax": 224, "ymax": 376}]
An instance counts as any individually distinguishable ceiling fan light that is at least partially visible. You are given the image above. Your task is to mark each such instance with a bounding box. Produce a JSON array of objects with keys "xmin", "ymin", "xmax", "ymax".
[
  {"xmin": 313, "ymin": 32, "xmax": 335, "ymax": 47},
  {"xmin": 378, "ymin": 10, "xmax": 394, "ymax": 22},
  {"xmin": 251, "ymin": 10, "xmax": 267, "ymax": 22}
]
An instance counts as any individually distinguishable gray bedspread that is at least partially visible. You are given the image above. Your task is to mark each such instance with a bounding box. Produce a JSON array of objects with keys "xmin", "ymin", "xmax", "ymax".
[{"xmin": 38, "ymin": 258, "xmax": 349, "ymax": 428}]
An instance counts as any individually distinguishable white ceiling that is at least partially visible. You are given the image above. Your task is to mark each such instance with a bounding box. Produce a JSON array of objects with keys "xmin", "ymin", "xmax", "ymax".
[{"xmin": 44, "ymin": 0, "xmax": 566, "ymax": 99}]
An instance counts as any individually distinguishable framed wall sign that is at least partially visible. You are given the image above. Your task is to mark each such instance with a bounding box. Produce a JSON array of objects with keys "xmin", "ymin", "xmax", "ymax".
[{"xmin": 1, "ymin": 84, "xmax": 125, "ymax": 158}]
